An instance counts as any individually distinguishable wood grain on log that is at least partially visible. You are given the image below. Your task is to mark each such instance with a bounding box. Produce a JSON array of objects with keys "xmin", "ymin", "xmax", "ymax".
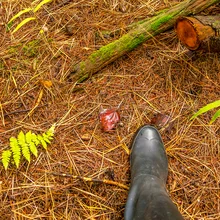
[{"xmin": 175, "ymin": 16, "xmax": 220, "ymax": 51}]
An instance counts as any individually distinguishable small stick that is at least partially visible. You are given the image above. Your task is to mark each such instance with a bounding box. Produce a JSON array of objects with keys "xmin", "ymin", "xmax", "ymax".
[
  {"xmin": 3, "ymin": 104, "xmax": 47, "ymax": 117},
  {"xmin": 49, "ymin": 172, "xmax": 129, "ymax": 190},
  {"xmin": 28, "ymin": 89, "xmax": 44, "ymax": 117}
]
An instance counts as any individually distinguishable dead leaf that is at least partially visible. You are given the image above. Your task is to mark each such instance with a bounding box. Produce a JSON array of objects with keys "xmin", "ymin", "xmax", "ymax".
[
  {"xmin": 151, "ymin": 113, "xmax": 174, "ymax": 132},
  {"xmin": 99, "ymin": 108, "xmax": 120, "ymax": 132},
  {"xmin": 40, "ymin": 79, "xmax": 52, "ymax": 88}
]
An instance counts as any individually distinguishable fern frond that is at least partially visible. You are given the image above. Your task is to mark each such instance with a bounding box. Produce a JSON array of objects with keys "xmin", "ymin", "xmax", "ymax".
[
  {"xmin": 31, "ymin": 133, "xmax": 40, "ymax": 146},
  {"xmin": 191, "ymin": 100, "xmax": 220, "ymax": 120},
  {"xmin": 43, "ymin": 124, "xmax": 55, "ymax": 143},
  {"xmin": 8, "ymin": 0, "xmax": 53, "ymax": 34},
  {"xmin": 26, "ymin": 131, "xmax": 38, "ymax": 157},
  {"xmin": 22, "ymin": 143, "xmax": 31, "ymax": 162},
  {"xmin": 2, "ymin": 150, "xmax": 12, "ymax": 170},
  {"xmin": 33, "ymin": 0, "xmax": 52, "ymax": 13},
  {"xmin": 17, "ymin": 131, "xmax": 31, "ymax": 162},
  {"xmin": 2, "ymin": 125, "xmax": 55, "ymax": 170},
  {"xmin": 17, "ymin": 131, "xmax": 26, "ymax": 145},
  {"xmin": 8, "ymin": 8, "xmax": 32, "ymax": 25},
  {"xmin": 42, "ymin": 133, "xmax": 51, "ymax": 144},
  {"xmin": 210, "ymin": 109, "xmax": 220, "ymax": 124},
  {"xmin": 25, "ymin": 131, "xmax": 32, "ymax": 143},
  {"xmin": 10, "ymin": 137, "xmax": 21, "ymax": 168},
  {"xmin": 45, "ymin": 125, "xmax": 55, "ymax": 139},
  {"xmin": 12, "ymin": 17, "xmax": 36, "ymax": 34},
  {"xmin": 29, "ymin": 142, "xmax": 38, "ymax": 157},
  {"xmin": 37, "ymin": 125, "xmax": 55, "ymax": 149},
  {"xmin": 37, "ymin": 134, "xmax": 47, "ymax": 150}
]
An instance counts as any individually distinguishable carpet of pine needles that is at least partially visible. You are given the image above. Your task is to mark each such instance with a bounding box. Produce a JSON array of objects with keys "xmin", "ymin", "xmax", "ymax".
[{"xmin": 0, "ymin": 0, "xmax": 219, "ymax": 219}]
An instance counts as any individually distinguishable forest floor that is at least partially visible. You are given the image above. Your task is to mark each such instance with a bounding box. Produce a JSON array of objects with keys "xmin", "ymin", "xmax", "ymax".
[{"xmin": 0, "ymin": 0, "xmax": 219, "ymax": 219}]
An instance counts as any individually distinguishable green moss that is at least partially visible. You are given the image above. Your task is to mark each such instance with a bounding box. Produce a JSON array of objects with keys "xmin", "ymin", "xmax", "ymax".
[
  {"xmin": 125, "ymin": 32, "xmax": 146, "ymax": 50},
  {"xmin": 22, "ymin": 39, "xmax": 40, "ymax": 57},
  {"xmin": 7, "ymin": 39, "xmax": 41, "ymax": 57},
  {"xmin": 75, "ymin": 61, "xmax": 87, "ymax": 80},
  {"xmin": 151, "ymin": 14, "xmax": 173, "ymax": 31},
  {"xmin": 79, "ymin": 61, "xmax": 86, "ymax": 72},
  {"xmin": 88, "ymin": 31, "xmax": 146, "ymax": 64},
  {"xmin": 8, "ymin": 44, "xmax": 22, "ymax": 54},
  {"xmin": 87, "ymin": 13, "xmax": 175, "ymax": 65},
  {"xmin": 89, "ymin": 42, "xmax": 116, "ymax": 63},
  {"xmin": 82, "ymin": 13, "xmax": 174, "ymax": 73}
]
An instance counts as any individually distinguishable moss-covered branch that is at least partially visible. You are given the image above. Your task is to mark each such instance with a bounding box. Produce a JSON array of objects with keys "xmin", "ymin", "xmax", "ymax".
[{"xmin": 70, "ymin": 0, "xmax": 220, "ymax": 83}]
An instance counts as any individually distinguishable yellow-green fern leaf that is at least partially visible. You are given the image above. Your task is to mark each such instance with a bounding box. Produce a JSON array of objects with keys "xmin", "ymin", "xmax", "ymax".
[
  {"xmin": 32, "ymin": 133, "xmax": 40, "ymax": 146},
  {"xmin": 33, "ymin": 0, "xmax": 52, "ymax": 13},
  {"xmin": 37, "ymin": 134, "xmax": 47, "ymax": 149},
  {"xmin": 44, "ymin": 124, "xmax": 55, "ymax": 141},
  {"xmin": 21, "ymin": 143, "xmax": 31, "ymax": 162},
  {"xmin": 41, "ymin": 125, "xmax": 55, "ymax": 145},
  {"xmin": 12, "ymin": 17, "xmax": 36, "ymax": 34},
  {"xmin": 29, "ymin": 142, "xmax": 38, "ymax": 157},
  {"xmin": 17, "ymin": 131, "xmax": 31, "ymax": 161},
  {"xmin": 42, "ymin": 133, "xmax": 51, "ymax": 144},
  {"xmin": 17, "ymin": 131, "xmax": 26, "ymax": 145},
  {"xmin": 2, "ymin": 150, "xmax": 12, "ymax": 170},
  {"xmin": 48, "ymin": 124, "xmax": 55, "ymax": 134},
  {"xmin": 10, "ymin": 137, "xmax": 21, "ymax": 168},
  {"xmin": 45, "ymin": 130, "xmax": 54, "ymax": 138},
  {"xmin": 26, "ymin": 131, "xmax": 38, "ymax": 157},
  {"xmin": 191, "ymin": 100, "xmax": 220, "ymax": 120},
  {"xmin": 8, "ymin": 8, "xmax": 32, "ymax": 25},
  {"xmin": 25, "ymin": 131, "xmax": 32, "ymax": 144},
  {"xmin": 210, "ymin": 109, "xmax": 220, "ymax": 124}
]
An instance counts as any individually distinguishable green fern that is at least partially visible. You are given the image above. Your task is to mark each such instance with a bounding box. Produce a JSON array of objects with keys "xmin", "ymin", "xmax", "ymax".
[
  {"xmin": 10, "ymin": 137, "xmax": 21, "ymax": 168},
  {"xmin": 31, "ymin": 133, "xmax": 40, "ymax": 146},
  {"xmin": 2, "ymin": 150, "xmax": 12, "ymax": 170},
  {"xmin": 26, "ymin": 131, "xmax": 38, "ymax": 157},
  {"xmin": 1, "ymin": 125, "xmax": 55, "ymax": 170},
  {"xmin": 37, "ymin": 134, "xmax": 47, "ymax": 150},
  {"xmin": 7, "ymin": 0, "xmax": 52, "ymax": 34},
  {"xmin": 18, "ymin": 131, "xmax": 31, "ymax": 163},
  {"xmin": 191, "ymin": 100, "xmax": 220, "ymax": 124}
]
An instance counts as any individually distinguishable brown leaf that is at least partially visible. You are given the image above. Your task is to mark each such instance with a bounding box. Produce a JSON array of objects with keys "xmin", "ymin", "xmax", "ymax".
[
  {"xmin": 40, "ymin": 79, "xmax": 52, "ymax": 88},
  {"xmin": 151, "ymin": 113, "xmax": 174, "ymax": 132}
]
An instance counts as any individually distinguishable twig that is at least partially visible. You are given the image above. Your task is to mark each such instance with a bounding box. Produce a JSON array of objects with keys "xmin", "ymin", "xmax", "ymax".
[
  {"xmin": 49, "ymin": 172, "xmax": 129, "ymax": 190},
  {"xmin": 3, "ymin": 104, "xmax": 47, "ymax": 117}
]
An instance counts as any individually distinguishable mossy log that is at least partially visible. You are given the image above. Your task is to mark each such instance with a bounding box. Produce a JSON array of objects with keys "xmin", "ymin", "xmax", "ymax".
[
  {"xmin": 70, "ymin": 0, "xmax": 220, "ymax": 83},
  {"xmin": 175, "ymin": 16, "xmax": 220, "ymax": 51}
]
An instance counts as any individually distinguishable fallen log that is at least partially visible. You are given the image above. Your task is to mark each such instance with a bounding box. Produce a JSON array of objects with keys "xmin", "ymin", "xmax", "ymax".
[
  {"xmin": 70, "ymin": 0, "xmax": 220, "ymax": 83},
  {"xmin": 175, "ymin": 16, "xmax": 220, "ymax": 51}
]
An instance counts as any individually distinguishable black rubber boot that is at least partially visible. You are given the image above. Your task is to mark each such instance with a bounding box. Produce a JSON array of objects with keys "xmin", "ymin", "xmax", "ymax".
[{"xmin": 125, "ymin": 125, "xmax": 184, "ymax": 220}]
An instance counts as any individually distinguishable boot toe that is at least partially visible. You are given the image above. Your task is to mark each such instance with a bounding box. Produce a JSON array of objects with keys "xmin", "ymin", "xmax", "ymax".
[{"xmin": 135, "ymin": 125, "xmax": 163, "ymax": 143}]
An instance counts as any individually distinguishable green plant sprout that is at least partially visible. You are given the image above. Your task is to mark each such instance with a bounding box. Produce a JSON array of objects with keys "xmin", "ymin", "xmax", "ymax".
[
  {"xmin": 1, "ymin": 124, "xmax": 55, "ymax": 170},
  {"xmin": 191, "ymin": 100, "xmax": 220, "ymax": 124},
  {"xmin": 7, "ymin": 0, "xmax": 52, "ymax": 34}
]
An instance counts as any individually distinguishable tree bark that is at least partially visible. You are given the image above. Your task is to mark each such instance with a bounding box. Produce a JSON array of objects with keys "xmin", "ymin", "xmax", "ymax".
[
  {"xmin": 70, "ymin": 0, "xmax": 220, "ymax": 83},
  {"xmin": 175, "ymin": 16, "xmax": 220, "ymax": 51}
]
